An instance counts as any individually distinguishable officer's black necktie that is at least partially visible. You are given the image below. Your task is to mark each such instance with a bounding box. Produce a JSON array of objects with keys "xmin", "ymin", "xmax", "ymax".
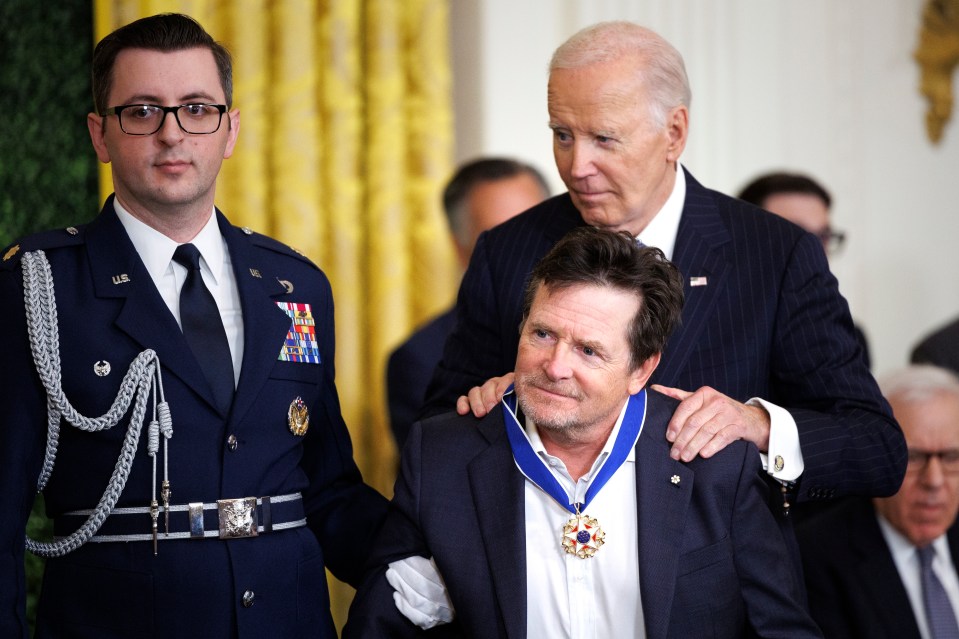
[
  {"xmin": 172, "ymin": 243, "xmax": 234, "ymax": 413},
  {"xmin": 919, "ymin": 544, "xmax": 959, "ymax": 639}
]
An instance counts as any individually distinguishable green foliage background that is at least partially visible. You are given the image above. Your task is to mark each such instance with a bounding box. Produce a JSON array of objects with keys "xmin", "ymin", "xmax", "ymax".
[
  {"xmin": 0, "ymin": 0, "xmax": 97, "ymax": 249},
  {"xmin": 0, "ymin": 0, "xmax": 97, "ymax": 631}
]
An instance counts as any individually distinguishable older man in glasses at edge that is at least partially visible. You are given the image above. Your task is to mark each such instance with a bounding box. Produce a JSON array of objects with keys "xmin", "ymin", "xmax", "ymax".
[{"xmin": 798, "ymin": 365, "xmax": 959, "ymax": 639}]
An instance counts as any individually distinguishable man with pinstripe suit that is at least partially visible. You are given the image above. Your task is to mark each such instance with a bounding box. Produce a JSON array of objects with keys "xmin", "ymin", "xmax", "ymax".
[
  {"xmin": 362, "ymin": 21, "xmax": 905, "ymax": 633},
  {"xmin": 424, "ymin": 20, "xmax": 905, "ymax": 524}
]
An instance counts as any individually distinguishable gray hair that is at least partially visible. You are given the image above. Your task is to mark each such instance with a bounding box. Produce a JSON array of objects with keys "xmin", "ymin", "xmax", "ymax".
[
  {"xmin": 549, "ymin": 21, "xmax": 691, "ymax": 128},
  {"xmin": 878, "ymin": 364, "xmax": 959, "ymax": 406}
]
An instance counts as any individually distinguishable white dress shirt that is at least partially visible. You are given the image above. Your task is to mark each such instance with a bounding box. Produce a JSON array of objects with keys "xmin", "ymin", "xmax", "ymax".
[
  {"xmin": 114, "ymin": 201, "xmax": 244, "ymax": 384},
  {"xmin": 522, "ymin": 400, "xmax": 644, "ymax": 639},
  {"xmin": 878, "ymin": 515, "xmax": 959, "ymax": 639},
  {"xmin": 639, "ymin": 165, "xmax": 802, "ymax": 481}
]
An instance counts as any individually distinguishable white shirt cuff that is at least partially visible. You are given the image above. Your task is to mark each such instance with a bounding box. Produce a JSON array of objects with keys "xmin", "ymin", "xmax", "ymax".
[{"xmin": 747, "ymin": 397, "xmax": 804, "ymax": 482}]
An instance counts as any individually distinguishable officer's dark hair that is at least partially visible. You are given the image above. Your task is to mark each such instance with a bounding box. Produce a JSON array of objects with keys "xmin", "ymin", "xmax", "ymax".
[
  {"xmin": 92, "ymin": 13, "xmax": 234, "ymax": 113},
  {"xmin": 519, "ymin": 227, "xmax": 685, "ymax": 371},
  {"xmin": 737, "ymin": 172, "xmax": 832, "ymax": 209},
  {"xmin": 442, "ymin": 158, "xmax": 550, "ymax": 248}
]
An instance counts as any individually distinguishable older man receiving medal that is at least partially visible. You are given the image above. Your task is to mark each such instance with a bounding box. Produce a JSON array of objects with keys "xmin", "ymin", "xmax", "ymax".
[{"xmin": 345, "ymin": 227, "xmax": 821, "ymax": 638}]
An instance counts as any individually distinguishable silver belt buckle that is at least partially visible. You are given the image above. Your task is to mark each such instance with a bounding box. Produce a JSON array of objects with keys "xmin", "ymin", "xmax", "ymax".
[{"xmin": 217, "ymin": 497, "xmax": 258, "ymax": 539}]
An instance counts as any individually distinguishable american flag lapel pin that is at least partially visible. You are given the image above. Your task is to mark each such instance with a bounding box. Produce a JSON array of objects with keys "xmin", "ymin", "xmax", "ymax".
[{"xmin": 690, "ymin": 276, "xmax": 708, "ymax": 287}]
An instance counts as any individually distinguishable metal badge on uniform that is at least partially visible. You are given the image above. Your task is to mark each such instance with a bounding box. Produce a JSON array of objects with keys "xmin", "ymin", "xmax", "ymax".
[
  {"xmin": 218, "ymin": 497, "xmax": 258, "ymax": 538},
  {"xmin": 276, "ymin": 302, "xmax": 321, "ymax": 364},
  {"xmin": 288, "ymin": 396, "xmax": 309, "ymax": 436},
  {"xmin": 93, "ymin": 360, "xmax": 111, "ymax": 377},
  {"xmin": 3, "ymin": 245, "xmax": 19, "ymax": 261}
]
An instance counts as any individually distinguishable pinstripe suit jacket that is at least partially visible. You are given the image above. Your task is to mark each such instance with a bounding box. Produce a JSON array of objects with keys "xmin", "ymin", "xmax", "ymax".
[
  {"xmin": 421, "ymin": 169, "xmax": 905, "ymax": 505},
  {"xmin": 345, "ymin": 390, "xmax": 822, "ymax": 638}
]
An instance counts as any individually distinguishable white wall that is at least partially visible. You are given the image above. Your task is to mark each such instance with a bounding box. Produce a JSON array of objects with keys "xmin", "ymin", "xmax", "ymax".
[{"xmin": 451, "ymin": 0, "xmax": 959, "ymax": 377}]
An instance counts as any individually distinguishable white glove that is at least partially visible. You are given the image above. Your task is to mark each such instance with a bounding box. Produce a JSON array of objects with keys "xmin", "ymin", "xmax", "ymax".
[{"xmin": 386, "ymin": 555, "xmax": 455, "ymax": 629}]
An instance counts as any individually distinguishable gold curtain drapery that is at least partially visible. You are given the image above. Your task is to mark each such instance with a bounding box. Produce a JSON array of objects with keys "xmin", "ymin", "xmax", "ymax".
[
  {"xmin": 915, "ymin": 0, "xmax": 959, "ymax": 143},
  {"xmin": 93, "ymin": 0, "xmax": 456, "ymax": 628}
]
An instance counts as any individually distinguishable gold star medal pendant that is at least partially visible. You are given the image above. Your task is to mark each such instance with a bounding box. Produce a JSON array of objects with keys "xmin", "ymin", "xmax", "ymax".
[{"xmin": 562, "ymin": 504, "xmax": 605, "ymax": 558}]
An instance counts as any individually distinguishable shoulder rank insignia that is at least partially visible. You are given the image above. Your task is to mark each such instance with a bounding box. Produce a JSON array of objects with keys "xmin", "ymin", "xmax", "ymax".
[
  {"xmin": 276, "ymin": 302, "xmax": 321, "ymax": 364},
  {"xmin": 3, "ymin": 245, "xmax": 20, "ymax": 262}
]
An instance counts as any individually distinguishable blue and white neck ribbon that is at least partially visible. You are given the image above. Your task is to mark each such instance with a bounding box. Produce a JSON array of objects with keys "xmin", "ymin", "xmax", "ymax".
[{"xmin": 501, "ymin": 384, "xmax": 647, "ymax": 514}]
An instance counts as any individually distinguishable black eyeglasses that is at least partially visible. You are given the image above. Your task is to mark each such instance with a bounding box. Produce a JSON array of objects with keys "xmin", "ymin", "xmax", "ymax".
[
  {"xmin": 817, "ymin": 228, "xmax": 846, "ymax": 255},
  {"xmin": 101, "ymin": 104, "xmax": 227, "ymax": 135},
  {"xmin": 906, "ymin": 448, "xmax": 959, "ymax": 475}
]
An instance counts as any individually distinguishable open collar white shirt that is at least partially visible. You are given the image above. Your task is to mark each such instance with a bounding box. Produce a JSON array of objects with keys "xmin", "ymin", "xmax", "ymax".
[
  {"xmin": 115, "ymin": 201, "xmax": 244, "ymax": 383},
  {"xmin": 522, "ymin": 400, "xmax": 645, "ymax": 639}
]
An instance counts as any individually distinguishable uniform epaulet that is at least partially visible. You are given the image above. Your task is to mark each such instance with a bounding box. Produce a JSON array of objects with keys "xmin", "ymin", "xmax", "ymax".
[
  {"xmin": 1, "ymin": 225, "xmax": 86, "ymax": 272},
  {"xmin": 235, "ymin": 225, "xmax": 320, "ymax": 271}
]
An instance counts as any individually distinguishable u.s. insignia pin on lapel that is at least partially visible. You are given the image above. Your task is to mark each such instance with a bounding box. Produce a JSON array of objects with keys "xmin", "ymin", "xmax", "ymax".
[{"xmin": 288, "ymin": 397, "xmax": 309, "ymax": 436}]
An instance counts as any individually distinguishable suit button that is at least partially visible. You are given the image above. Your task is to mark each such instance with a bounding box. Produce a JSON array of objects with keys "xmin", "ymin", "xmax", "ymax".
[
  {"xmin": 242, "ymin": 590, "xmax": 255, "ymax": 608},
  {"xmin": 227, "ymin": 434, "xmax": 238, "ymax": 451}
]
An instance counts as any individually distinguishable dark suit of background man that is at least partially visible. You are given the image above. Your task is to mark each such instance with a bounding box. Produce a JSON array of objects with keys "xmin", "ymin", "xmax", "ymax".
[
  {"xmin": 737, "ymin": 170, "xmax": 871, "ymax": 369},
  {"xmin": 913, "ymin": 317, "xmax": 959, "ymax": 378},
  {"xmin": 387, "ymin": 158, "xmax": 549, "ymax": 450},
  {"xmin": 422, "ymin": 20, "xmax": 905, "ymax": 521},
  {"xmin": 0, "ymin": 13, "xmax": 386, "ymax": 638},
  {"xmin": 798, "ymin": 365, "xmax": 959, "ymax": 639},
  {"xmin": 346, "ymin": 227, "xmax": 821, "ymax": 638}
]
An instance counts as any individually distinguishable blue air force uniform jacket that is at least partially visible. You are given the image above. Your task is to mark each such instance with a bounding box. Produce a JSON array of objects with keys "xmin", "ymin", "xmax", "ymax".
[{"xmin": 0, "ymin": 197, "xmax": 388, "ymax": 638}]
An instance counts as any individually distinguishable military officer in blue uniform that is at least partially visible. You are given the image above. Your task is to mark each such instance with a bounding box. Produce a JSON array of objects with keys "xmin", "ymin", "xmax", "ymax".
[{"xmin": 0, "ymin": 13, "xmax": 387, "ymax": 638}]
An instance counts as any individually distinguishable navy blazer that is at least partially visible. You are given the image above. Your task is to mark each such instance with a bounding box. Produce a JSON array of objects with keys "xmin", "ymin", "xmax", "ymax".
[
  {"xmin": 387, "ymin": 308, "xmax": 456, "ymax": 450},
  {"xmin": 422, "ymin": 169, "xmax": 905, "ymax": 505},
  {"xmin": 0, "ymin": 198, "xmax": 387, "ymax": 638},
  {"xmin": 345, "ymin": 390, "xmax": 822, "ymax": 638},
  {"xmin": 798, "ymin": 497, "xmax": 959, "ymax": 639}
]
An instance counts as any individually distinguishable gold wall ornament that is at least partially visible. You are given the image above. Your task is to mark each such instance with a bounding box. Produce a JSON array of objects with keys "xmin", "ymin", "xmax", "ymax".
[{"xmin": 915, "ymin": 0, "xmax": 959, "ymax": 143}]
